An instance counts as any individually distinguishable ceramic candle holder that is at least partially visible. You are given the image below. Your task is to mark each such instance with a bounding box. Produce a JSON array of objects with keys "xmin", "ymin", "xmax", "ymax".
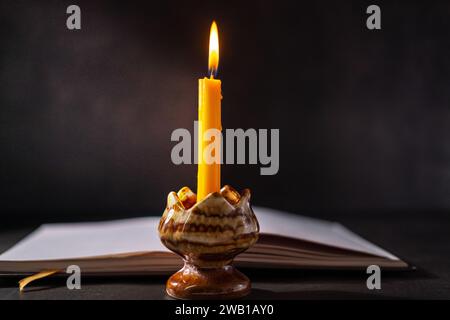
[{"xmin": 158, "ymin": 185, "xmax": 259, "ymax": 300}]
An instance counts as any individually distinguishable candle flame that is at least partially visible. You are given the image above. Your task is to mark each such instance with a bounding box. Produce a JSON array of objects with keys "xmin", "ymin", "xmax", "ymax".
[{"xmin": 208, "ymin": 21, "xmax": 219, "ymax": 78}]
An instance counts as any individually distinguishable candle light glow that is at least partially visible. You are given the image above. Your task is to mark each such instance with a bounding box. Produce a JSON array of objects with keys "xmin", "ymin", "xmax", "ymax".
[{"xmin": 208, "ymin": 21, "xmax": 219, "ymax": 78}]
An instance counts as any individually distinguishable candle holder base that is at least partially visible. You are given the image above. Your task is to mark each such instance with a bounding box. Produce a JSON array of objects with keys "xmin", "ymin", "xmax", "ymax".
[
  {"xmin": 158, "ymin": 185, "xmax": 259, "ymax": 300},
  {"xmin": 166, "ymin": 263, "xmax": 250, "ymax": 300}
]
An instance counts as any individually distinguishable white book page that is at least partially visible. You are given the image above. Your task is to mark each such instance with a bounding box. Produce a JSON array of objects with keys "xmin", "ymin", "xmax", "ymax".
[
  {"xmin": 255, "ymin": 207, "xmax": 398, "ymax": 260},
  {"xmin": 0, "ymin": 217, "xmax": 165, "ymax": 261},
  {"xmin": 0, "ymin": 206, "xmax": 398, "ymax": 262}
]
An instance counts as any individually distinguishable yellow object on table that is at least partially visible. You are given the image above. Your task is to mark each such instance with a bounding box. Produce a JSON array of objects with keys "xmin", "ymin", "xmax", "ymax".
[{"xmin": 197, "ymin": 21, "xmax": 222, "ymax": 202}]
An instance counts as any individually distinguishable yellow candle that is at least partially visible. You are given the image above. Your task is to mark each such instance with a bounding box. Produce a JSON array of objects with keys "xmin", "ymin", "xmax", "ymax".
[{"xmin": 197, "ymin": 21, "xmax": 222, "ymax": 201}]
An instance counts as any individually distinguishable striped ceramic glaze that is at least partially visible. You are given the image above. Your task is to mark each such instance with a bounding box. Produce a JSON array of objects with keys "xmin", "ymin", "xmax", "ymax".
[{"xmin": 158, "ymin": 185, "xmax": 259, "ymax": 268}]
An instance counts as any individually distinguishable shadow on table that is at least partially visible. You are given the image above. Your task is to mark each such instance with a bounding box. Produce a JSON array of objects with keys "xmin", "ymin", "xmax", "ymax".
[
  {"xmin": 246, "ymin": 288, "xmax": 402, "ymax": 300},
  {"xmin": 0, "ymin": 266, "xmax": 434, "ymax": 300},
  {"xmin": 242, "ymin": 266, "xmax": 432, "ymax": 281}
]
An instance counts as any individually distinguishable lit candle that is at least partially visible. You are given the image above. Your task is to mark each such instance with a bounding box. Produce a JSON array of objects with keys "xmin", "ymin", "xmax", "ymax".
[{"xmin": 197, "ymin": 21, "xmax": 222, "ymax": 201}]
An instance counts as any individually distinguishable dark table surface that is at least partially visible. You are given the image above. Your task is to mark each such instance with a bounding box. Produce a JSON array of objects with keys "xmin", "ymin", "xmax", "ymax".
[{"xmin": 1, "ymin": 212, "xmax": 449, "ymax": 300}]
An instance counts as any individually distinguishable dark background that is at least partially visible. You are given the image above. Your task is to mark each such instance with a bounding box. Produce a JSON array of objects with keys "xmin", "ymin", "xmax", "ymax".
[{"xmin": 1, "ymin": 0, "xmax": 449, "ymax": 227}]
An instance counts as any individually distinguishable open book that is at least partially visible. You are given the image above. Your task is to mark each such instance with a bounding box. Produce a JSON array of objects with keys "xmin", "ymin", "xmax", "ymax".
[{"xmin": 0, "ymin": 207, "xmax": 409, "ymax": 276}]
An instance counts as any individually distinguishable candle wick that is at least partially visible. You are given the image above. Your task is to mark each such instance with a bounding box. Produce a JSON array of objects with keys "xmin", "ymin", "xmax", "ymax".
[{"xmin": 208, "ymin": 68, "xmax": 217, "ymax": 79}]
